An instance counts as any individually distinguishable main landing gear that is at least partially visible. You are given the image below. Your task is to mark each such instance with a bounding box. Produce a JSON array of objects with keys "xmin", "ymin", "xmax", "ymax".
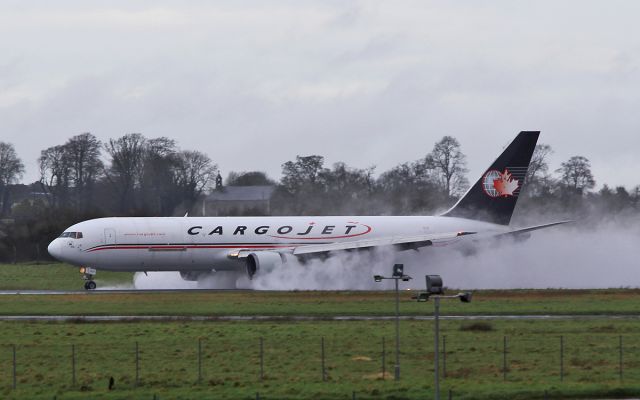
[{"xmin": 80, "ymin": 267, "xmax": 97, "ymax": 290}]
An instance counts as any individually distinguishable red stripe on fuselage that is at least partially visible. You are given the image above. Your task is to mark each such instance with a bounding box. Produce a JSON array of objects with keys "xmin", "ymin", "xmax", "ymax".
[{"xmin": 86, "ymin": 244, "xmax": 295, "ymax": 252}]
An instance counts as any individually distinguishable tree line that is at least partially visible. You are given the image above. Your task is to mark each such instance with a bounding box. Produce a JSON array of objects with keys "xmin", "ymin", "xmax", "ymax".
[{"xmin": 0, "ymin": 133, "xmax": 638, "ymax": 262}]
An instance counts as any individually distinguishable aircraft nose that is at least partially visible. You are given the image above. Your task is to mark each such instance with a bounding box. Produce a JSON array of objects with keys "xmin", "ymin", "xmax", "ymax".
[{"xmin": 48, "ymin": 239, "xmax": 62, "ymax": 260}]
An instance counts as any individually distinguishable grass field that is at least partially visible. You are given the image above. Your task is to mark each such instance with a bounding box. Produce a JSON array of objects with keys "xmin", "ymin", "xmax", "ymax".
[
  {"xmin": 1, "ymin": 262, "xmax": 640, "ymax": 399},
  {"xmin": 3, "ymin": 289, "xmax": 640, "ymax": 317},
  {"xmin": 1, "ymin": 319, "xmax": 640, "ymax": 399},
  {"xmin": 0, "ymin": 262, "xmax": 133, "ymax": 290}
]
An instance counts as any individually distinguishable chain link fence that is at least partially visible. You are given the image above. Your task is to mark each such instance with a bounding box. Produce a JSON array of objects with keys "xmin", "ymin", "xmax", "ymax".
[{"xmin": 2, "ymin": 331, "xmax": 639, "ymax": 394}]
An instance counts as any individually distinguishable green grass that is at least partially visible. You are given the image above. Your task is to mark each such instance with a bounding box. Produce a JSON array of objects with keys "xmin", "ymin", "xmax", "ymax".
[
  {"xmin": 0, "ymin": 262, "xmax": 133, "ymax": 290},
  {"xmin": 0, "ymin": 289, "xmax": 639, "ymax": 317},
  {"xmin": 1, "ymin": 263, "xmax": 640, "ymax": 398},
  {"xmin": 1, "ymin": 319, "xmax": 640, "ymax": 399}
]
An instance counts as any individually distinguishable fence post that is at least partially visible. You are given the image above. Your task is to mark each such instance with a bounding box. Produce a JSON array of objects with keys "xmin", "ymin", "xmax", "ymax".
[
  {"xmin": 321, "ymin": 336, "xmax": 326, "ymax": 382},
  {"xmin": 259, "ymin": 337, "xmax": 264, "ymax": 381},
  {"xmin": 71, "ymin": 344, "xmax": 76, "ymax": 386},
  {"xmin": 198, "ymin": 338, "xmax": 202, "ymax": 383},
  {"xmin": 381, "ymin": 337, "xmax": 386, "ymax": 379},
  {"xmin": 443, "ymin": 335, "xmax": 447, "ymax": 379},
  {"xmin": 619, "ymin": 335, "xmax": 623, "ymax": 381},
  {"xmin": 135, "ymin": 341, "xmax": 139, "ymax": 387},
  {"xmin": 503, "ymin": 336, "xmax": 507, "ymax": 381},
  {"xmin": 12, "ymin": 344, "xmax": 16, "ymax": 390},
  {"xmin": 560, "ymin": 335, "xmax": 564, "ymax": 382}
]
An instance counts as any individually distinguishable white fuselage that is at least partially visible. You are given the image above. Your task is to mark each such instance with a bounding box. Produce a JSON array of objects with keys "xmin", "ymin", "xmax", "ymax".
[{"xmin": 47, "ymin": 216, "xmax": 506, "ymax": 272}]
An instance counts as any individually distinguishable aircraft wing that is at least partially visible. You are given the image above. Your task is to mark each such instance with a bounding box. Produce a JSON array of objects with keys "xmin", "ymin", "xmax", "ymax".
[
  {"xmin": 291, "ymin": 221, "xmax": 573, "ymax": 256},
  {"xmin": 231, "ymin": 221, "xmax": 569, "ymax": 259},
  {"xmin": 289, "ymin": 231, "xmax": 476, "ymax": 256},
  {"xmin": 285, "ymin": 221, "xmax": 570, "ymax": 256}
]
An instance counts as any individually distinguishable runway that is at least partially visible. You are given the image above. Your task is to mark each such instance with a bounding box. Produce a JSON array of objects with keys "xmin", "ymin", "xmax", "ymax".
[
  {"xmin": 0, "ymin": 314, "xmax": 639, "ymax": 322},
  {"xmin": 1, "ymin": 290, "xmax": 638, "ymax": 322},
  {"xmin": 0, "ymin": 289, "xmax": 246, "ymax": 295}
]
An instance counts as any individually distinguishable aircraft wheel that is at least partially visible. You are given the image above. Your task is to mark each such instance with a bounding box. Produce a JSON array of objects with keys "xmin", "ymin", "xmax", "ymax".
[{"xmin": 86, "ymin": 281, "xmax": 97, "ymax": 290}]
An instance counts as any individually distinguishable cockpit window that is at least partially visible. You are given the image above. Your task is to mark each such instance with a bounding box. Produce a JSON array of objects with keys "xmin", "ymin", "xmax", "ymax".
[{"xmin": 59, "ymin": 232, "xmax": 83, "ymax": 239}]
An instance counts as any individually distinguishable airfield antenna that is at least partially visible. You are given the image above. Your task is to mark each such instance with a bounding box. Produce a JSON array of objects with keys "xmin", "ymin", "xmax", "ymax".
[
  {"xmin": 414, "ymin": 275, "xmax": 472, "ymax": 400},
  {"xmin": 374, "ymin": 263, "xmax": 412, "ymax": 381}
]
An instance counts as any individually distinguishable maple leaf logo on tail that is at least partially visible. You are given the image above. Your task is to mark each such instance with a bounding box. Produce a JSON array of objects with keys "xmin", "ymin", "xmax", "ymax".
[{"xmin": 492, "ymin": 169, "xmax": 519, "ymax": 197}]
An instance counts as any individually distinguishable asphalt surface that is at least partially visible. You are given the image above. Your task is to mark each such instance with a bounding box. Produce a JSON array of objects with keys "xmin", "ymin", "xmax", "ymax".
[
  {"xmin": 0, "ymin": 289, "xmax": 243, "ymax": 295},
  {"xmin": 1, "ymin": 290, "xmax": 639, "ymax": 322},
  {"xmin": 0, "ymin": 314, "xmax": 639, "ymax": 322}
]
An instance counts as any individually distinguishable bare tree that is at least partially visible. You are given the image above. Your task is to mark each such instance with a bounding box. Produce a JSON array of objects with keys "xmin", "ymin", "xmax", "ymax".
[
  {"xmin": 318, "ymin": 162, "xmax": 376, "ymax": 214},
  {"xmin": 276, "ymin": 155, "xmax": 328, "ymax": 214},
  {"xmin": 104, "ymin": 133, "xmax": 147, "ymax": 213},
  {"xmin": 523, "ymin": 143, "xmax": 554, "ymax": 196},
  {"xmin": 175, "ymin": 150, "xmax": 218, "ymax": 211},
  {"xmin": 39, "ymin": 145, "xmax": 71, "ymax": 209},
  {"xmin": 378, "ymin": 159, "xmax": 442, "ymax": 214},
  {"xmin": 557, "ymin": 155, "xmax": 596, "ymax": 194},
  {"xmin": 140, "ymin": 137, "xmax": 178, "ymax": 215},
  {"xmin": 281, "ymin": 155, "xmax": 326, "ymax": 195},
  {"xmin": 426, "ymin": 136, "xmax": 469, "ymax": 198},
  {"xmin": 0, "ymin": 142, "xmax": 25, "ymax": 216},
  {"xmin": 65, "ymin": 133, "xmax": 103, "ymax": 211},
  {"xmin": 631, "ymin": 185, "xmax": 640, "ymax": 209},
  {"xmin": 104, "ymin": 135, "xmax": 218, "ymax": 215},
  {"xmin": 526, "ymin": 144, "xmax": 553, "ymax": 182}
]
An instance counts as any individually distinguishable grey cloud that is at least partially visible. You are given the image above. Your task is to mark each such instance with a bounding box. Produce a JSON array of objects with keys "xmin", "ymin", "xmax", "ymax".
[{"xmin": 0, "ymin": 1, "xmax": 638, "ymax": 189}]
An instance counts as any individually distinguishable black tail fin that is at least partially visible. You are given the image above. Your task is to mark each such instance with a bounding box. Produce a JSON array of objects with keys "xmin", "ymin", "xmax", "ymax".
[{"xmin": 443, "ymin": 131, "xmax": 539, "ymax": 225}]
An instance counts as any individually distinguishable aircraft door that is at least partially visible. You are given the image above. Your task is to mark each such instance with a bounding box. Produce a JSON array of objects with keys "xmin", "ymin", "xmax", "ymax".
[{"xmin": 104, "ymin": 228, "xmax": 116, "ymax": 245}]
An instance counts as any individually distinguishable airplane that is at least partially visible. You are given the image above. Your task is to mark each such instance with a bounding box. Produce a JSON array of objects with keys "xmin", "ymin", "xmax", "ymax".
[{"xmin": 48, "ymin": 131, "xmax": 567, "ymax": 290}]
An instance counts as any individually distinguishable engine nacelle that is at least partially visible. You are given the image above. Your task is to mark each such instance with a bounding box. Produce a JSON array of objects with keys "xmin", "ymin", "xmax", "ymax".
[
  {"xmin": 180, "ymin": 270, "xmax": 212, "ymax": 281},
  {"xmin": 245, "ymin": 252, "xmax": 285, "ymax": 279}
]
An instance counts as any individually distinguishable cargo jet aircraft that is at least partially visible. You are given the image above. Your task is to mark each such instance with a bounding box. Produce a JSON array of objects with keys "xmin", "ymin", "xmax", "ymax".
[{"xmin": 48, "ymin": 131, "xmax": 567, "ymax": 290}]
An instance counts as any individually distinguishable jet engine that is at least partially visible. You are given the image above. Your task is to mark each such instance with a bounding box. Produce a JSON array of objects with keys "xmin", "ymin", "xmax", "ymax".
[{"xmin": 245, "ymin": 252, "xmax": 285, "ymax": 279}]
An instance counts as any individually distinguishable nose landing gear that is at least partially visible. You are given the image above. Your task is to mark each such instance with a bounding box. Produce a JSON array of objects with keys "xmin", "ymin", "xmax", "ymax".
[{"xmin": 80, "ymin": 267, "xmax": 97, "ymax": 290}]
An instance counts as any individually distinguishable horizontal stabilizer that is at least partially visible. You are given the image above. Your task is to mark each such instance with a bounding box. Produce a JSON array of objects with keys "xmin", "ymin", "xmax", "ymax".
[{"xmin": 498, "ymin": 220, "xmax": 573, "ymax": 237}]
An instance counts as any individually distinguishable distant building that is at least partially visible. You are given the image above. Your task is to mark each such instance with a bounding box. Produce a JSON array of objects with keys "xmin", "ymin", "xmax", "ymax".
[
  {"xmin": 201, "ymin": 185, "xmax": 276, "ymax": 216},
  {"xmin": 7, "ymin": 183, "xmax": 50, "ymax": 210}
]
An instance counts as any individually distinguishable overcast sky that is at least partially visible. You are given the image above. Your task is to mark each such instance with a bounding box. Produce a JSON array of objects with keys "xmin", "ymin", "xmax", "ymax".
[{"xmin": 1, "ymin": 1, "xmax": 639, "ymax": 188}]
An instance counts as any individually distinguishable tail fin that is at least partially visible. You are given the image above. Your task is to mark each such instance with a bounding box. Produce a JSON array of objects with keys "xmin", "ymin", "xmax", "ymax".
[{"xmin": 443, "ymin": 131, "xmax": 539, "ymax": 225}]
